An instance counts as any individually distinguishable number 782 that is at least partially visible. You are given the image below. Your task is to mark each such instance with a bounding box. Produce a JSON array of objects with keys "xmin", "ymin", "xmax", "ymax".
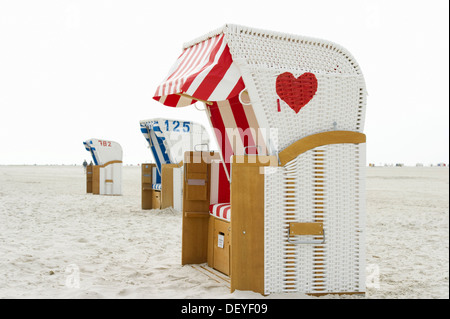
[{"xmin": 98, "ymin": 140, "xmax": 112, "ymax": 147}]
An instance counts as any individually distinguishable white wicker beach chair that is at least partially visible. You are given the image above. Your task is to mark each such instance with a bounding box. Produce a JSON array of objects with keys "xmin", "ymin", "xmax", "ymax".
[
  {"xmin": 152, "ymin": 24, "xmax": 367, "ymax": 296},
  {"xmin": 83, "ymin": 138, "xmax": 123, "ymax": 195}
]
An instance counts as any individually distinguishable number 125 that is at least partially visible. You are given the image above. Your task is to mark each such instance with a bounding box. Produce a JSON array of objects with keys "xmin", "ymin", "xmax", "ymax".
[{"xmin": 165, "ymin": 120, "xmax": 190, "ymax": 132}]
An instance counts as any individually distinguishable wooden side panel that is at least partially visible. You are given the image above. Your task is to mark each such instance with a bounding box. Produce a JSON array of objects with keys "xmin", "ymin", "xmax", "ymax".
[
  {"xmin": 141, "ymin": 163, "xmax": 154, "ymax": 210},
  {"xmin": 86, "ymin": 165, "xmax": 93, "ymax": 193},
  {"xmin": 181, "ymin": 210, "xmax": 209, "ymax": 265},
  {"xmin": 161, "ymin": 164, "xmax": 178, "ymax": 209},
  {"xmin": 181, "ymin": 151, "xmax": 218, "ymax": 265},
  {"xmin": 92, "ymin": 165, "xmax": 100, "ymax": 195},
  {"xmin": 230, "ymin": 156, "xmax": 277, "ymax": 294},
  {"xmin": 185, "ymin": 161, "xmax": 208, "ymax": 201}
]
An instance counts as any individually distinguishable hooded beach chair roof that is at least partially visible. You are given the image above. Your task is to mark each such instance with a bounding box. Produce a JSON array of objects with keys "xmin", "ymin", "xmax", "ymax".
[
  {"xmin": 140, "ymin": 118, "xmax": 210, "ymax": 182},
  {"xmin": 83, "ymin": 138, "xmax": 123, "ymax": 166},
  {"xmin": 153, "ymin": 24, "xmax": 367, "ymax": 164}
]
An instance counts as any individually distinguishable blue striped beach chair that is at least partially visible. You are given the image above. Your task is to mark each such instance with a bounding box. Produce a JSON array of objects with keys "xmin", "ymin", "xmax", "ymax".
[
  {"xmin": 83, "ymin": 138, "xmax": 123, "ymax": 195},
  {"xmin": 140, "ymin": 118, "xmax": 210, "ymax": 210}
]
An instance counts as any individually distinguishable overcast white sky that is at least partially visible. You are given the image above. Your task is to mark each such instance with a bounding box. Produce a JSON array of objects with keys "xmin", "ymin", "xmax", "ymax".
[{"xmin": 0, "ymin": 0, "xmax": 448, "ymax": 166}]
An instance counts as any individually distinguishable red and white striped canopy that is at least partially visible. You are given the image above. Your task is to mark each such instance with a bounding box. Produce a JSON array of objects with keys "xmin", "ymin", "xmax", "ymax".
[{"xmin": 153, "ymin": 33, "xmax": 245, "ymax": 107}]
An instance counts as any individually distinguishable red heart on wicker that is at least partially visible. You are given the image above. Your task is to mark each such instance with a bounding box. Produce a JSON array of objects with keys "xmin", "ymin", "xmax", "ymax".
[{"xmin": 276, "ymin": 72, "xmax": 318, "ymax": 113}]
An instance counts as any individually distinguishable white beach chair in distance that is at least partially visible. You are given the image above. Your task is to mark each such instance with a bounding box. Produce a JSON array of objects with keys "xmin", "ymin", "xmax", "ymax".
[
  {"xmin": 83, "ymin": 138, "xmax": 123, "ymax": 195},
  {"xmin": 139, "ymin": 118, "xmax": 210, "ymax": 211},
  {"xmin": 152, "ymin": 24, "xmax": 367, "ymax": 296}
]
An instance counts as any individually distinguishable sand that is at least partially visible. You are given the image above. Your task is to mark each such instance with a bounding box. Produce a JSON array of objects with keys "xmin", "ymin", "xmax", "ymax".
[{"xmin": 0, "ymin": 165, "xmax": 448, "ymax": 299}]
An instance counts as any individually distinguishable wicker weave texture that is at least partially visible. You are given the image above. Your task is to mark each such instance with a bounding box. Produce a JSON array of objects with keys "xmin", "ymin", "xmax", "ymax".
[
  {"xmin": 224, "ymin": 25, "xmax": 367, "ymax": 153},
  {"xmin": 264, "ymin": 143, "xmax": 366, "ymax": 294}
]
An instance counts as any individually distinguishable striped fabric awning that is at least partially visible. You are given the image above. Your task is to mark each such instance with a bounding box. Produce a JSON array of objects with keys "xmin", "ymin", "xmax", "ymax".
[
  {"xmin": 140, "ymin": 120, "xmax": 171, "ymax": 184},
  {"xmin": 153, "ymin": 33, "xmax": 245, "ymax": 107},
  {"xmin": 83, "ymin": 141, "xmax": 99, "ymax": 165},
  {"xmin": 210, "ymin": 159, "xmax": 231, "ymax": 204}
]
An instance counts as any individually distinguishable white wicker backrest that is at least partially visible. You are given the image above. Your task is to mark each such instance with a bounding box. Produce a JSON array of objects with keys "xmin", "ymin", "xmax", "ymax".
[
  {"xmin": 222, "ymin": 24, "xmax": 367, "ymax": 154},
  {"xmin": 139, "ymin": 118, "xmax": 210, "ymax": 165},
  {"xmin": 84, "ymin": 138, "xmax": 122, "ymax": 165}
]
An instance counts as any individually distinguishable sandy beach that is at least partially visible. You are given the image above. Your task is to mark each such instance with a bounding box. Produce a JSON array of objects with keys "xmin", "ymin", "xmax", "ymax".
[{"xmin": 0, "ymin": 165, "xmax": 448, "ymax": 299}]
